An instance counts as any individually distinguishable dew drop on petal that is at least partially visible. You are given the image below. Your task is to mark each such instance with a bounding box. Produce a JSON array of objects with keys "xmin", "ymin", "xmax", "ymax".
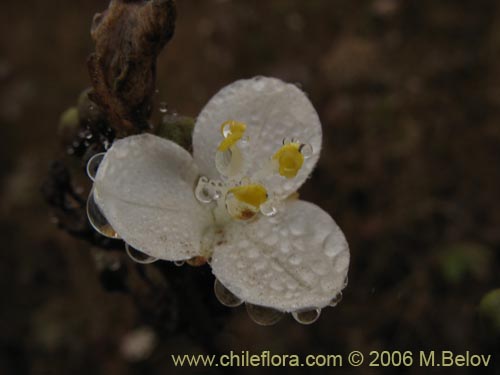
[
  {"xmin": 174, "ymin": 260, "xmax": 185, "ymax": 267},
  {"xmin": 125, "ymin": 243, "xmax": 158, "ymax": 264},
  {"xmin": 87, "ymin": 189, "xmax": 120, "ymax": 239},
  {"xmin": 329, "ymin": 292, "xmax": 343, "ymax": 307},
  {"xmin": 221, "ymin": 122, "xmax": 232, "ymax": 138},
  {"xmin": 239, "ymin": 135, "xmax": 250, "ymax": 146},
  {"xmin": 292, "ymin": 308, "xmax": 321, "ymax": 325},
  {"xmin": 245, "ymin": 303, "xmax": 284, "ymax": 326},
  {"xmin": 299, "ymin": 143, "xmax": 313, "ymax": 159},
  {"xmin": 288, "ymin": 254, "xmax": 302, "ymax": 266},
  {"xmin": 343, "ymin": 276, "xmax": 349, "ymax": 288},
  {"xmin": 215, "ymin": 147, "xmax": 244, "ymax": 178},
  {"xmin": 323, "ymin": 232, "xmax": 343, "ymax": 258},
  {"xmin": 260, "ymin": 200, "xmax": 278, "ymax": 217},
  {"xmin": 195, "ymin": 177, "xmax": 219, "ymax": 203},
  {"xmin": 214, "ymin": 279, "xmax": 243, "ymax": 307},
  {"xmin": 86, "ymin": 152, "xmax": 105, "ymax": 181}
]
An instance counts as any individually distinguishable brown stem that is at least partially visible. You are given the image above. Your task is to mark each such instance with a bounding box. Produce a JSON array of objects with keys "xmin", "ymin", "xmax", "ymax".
[{"xmin": 87, "ymin": 0, "xmax": 176, "ymax": 135}]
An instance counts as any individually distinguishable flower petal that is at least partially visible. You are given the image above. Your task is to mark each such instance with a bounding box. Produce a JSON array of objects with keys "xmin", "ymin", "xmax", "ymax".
[
  {"xmin": 211, "ymin": 200, "xmax": 349, "ymax": 312},
  {"xmin": 193, "ymin": 77, "xmax": 322, "ymax": 197},
  {"xmin": 93, "ymin": 134, "xmax": 212, "ymax": 261}
]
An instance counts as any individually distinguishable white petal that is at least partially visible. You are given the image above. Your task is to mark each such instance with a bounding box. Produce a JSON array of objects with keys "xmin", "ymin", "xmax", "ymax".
[
  {"xmin": 211, "ymin": 200, "xmax": 349, "ymax": 312},
  {"xmin": 193, "ymin": 77, "xmax": 322, "ymax": 196},
  {"xmin": 93, "ymin": 134, "xmax": 212, "ymax": 261}
]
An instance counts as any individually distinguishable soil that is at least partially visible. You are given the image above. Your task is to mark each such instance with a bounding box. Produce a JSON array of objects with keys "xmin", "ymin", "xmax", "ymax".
[{"xmin": 1, "ymin": 1, "xmax": 499, "ymax": 374}]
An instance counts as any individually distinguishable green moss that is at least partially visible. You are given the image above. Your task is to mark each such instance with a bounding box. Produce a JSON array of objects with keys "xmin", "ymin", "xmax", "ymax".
[
  {"xmin": 437, "ymin": 243, "xmax": 492, "ymax": 284},
  {"xmin": 156, "ymin": 114, "xmax": 195, "ymax": 150},
  {"xmin": 479, "ymin": 289, "xmax": 500, "ymax": 333}
]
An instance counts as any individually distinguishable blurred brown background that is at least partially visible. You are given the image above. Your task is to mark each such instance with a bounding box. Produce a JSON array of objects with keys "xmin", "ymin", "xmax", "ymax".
[{"xmin": 1, "ymin": 0, "xmax": 499, "ymax": 374}]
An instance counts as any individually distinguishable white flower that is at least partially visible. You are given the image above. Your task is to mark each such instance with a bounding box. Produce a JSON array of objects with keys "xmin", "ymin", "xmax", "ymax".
[{"xmin": 87, "ymin": 77, "xmax": 349, "ymax": 324}]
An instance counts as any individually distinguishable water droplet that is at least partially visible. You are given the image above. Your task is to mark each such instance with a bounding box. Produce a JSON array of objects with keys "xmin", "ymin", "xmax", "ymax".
[
  {"xmin": 343, "ymin": 276, "xmax": 348, "ymax": 288},
  {"xmin": 87, "ymin": 190, "xmax": 120, "ymax": 239},
  {"xmin": 221, "ymin": 122, "xmax": 232, "ymax": 138},
  {"xmin": 299, "ymin": 143, "xmax": 313, "ymax": 159},
  {"xmin": 86, "ymin": 152, "xmax": 105, "ymax": 181},
  {"xmin": 174, "ymin": 260, "xmax": 185, "ymax": 267},
  {"xmin": 215, "ymin": 146, "xmax": 244, "ymax": 178},
  {"xmin": 282, "ymin": 137, "xmax": 293, "ymax": 145},
  {"xmin": 263, "ymin": 233, "xmax": 279, "ymax": 246},
  {"xmin": 159, "ymin": 102, "xmax": 168, "ymax": 113},
  {"xmin": 260, "ymin": 200, "xmax": 278, "ymax": 217},
  {"xmin": 245, "ymin": 303, "xmax": 284, "ymax": 326},
  {"xmin": 239, "ymin": 135, "xmax": 250, "ymax": 145},
  {"xmin": 253, "ymin": 260, "xmax": 267, "ymax": 271},
  {"xmin": 279, "ymin": 241, "xmax": 291, "ymax": 254},
  {"xmin": 195, "ymin": 177, "xmax": 220, "ymax": 203},
  {"xmin": 289, "ymin": 254, "xmax": 302, "ymax": 265},
  {"xmin": 292, "ymin": 308, "xmax": 321, "ymax": 325},
  {"xmin": 125, "ymin": 243, "xmax": 158, "ymax": 264},
  {"xmin": 323, "ymin": 232, "xmax": 342, "ymax": 258},
  {"xmin": 214, "ymin": 279, "xmax": 243, "ymax": 307},
  {"xmin": 329, "ymin": 292, "xmax": 343, "ymax": 307}
]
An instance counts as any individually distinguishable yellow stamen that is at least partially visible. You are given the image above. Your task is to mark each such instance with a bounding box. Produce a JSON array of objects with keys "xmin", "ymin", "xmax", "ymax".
[
  {"xmin": 217, "ymin": 120, "xmax": 247, "ymax": 152},
  {"xmin": 272, "ymin": 143, "xmax": 304, "ymax": 178},
  {"xmin": 229, "ymin": 184, "xmax": 268, "ymax": 208}
]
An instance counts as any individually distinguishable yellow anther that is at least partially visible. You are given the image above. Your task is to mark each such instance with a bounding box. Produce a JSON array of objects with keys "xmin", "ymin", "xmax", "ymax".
[
  {"xmin": 229, "ymin": 184, "xmax": 268, "ymax": 208},
  {"xmin": 217, "ymin": 120, "xmax": 247, "ymax": 152},
  {"xmin": 272, "ymin": 143, "xmax": 304, "ymax": 179}
]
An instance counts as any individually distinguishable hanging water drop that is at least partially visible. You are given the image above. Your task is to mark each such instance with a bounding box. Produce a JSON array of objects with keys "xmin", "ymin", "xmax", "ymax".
[
  {"xmin": 87, "ymin": 189, "xmax": 120, "ymax": 239},
  {"xmin": 329, "ymin": 292, "xmax": 343, "ymax": 307},
  {"xmin": 214, "ymin": 279, "xmax": 243, "ymax": 307},
  {"xmin": 86, "ymin": 152, "xmax": 105, "ymax": 181},
  {"xmin": 125, "ymin": 243, "xmax": 158, "ymax": 264},
  {"xmin": 174, "ymin": 260, "xmax": 185, "ymax": 267},
  {"xmin": 245, "ymin": 303, "xmax": 284, "ymax": 326},
  {"xmin": 292, "ymin": 308, "xmax": 321, "ymax": 325}
]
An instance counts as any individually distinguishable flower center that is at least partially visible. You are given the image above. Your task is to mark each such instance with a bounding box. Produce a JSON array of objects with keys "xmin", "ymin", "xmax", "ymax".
[
  {"xmin": 225, "ymin": 183, "xmax": 268, "ymax": 221},
  {"xmin": 228, "ymin": 184, "xmax": 268, "ymax": 207},
  {"xmin": 194, "ymin": 120, "xmax": 314, "ymax": 222}
]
